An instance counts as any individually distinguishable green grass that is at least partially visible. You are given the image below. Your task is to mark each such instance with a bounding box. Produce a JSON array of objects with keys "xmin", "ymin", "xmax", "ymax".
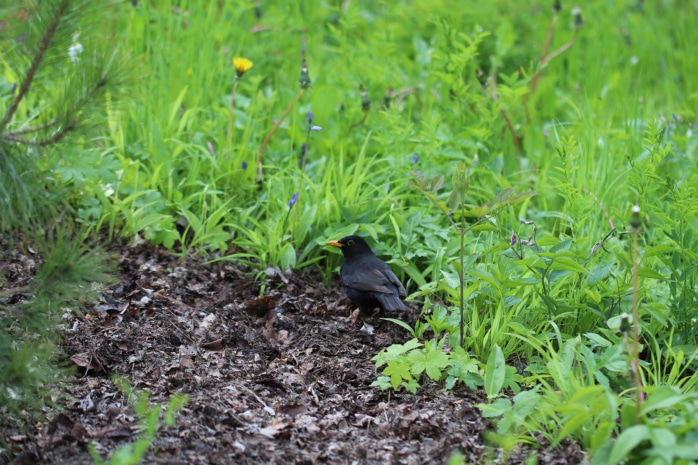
[{"xmin": 4, "ymin": 0, "xmax": 698, "ymax": 461}]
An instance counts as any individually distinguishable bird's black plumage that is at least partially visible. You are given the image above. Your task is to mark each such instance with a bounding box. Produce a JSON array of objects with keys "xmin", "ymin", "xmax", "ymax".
[{"xmin": 326, "ymin": 235, "xmax": 409, "ymax": 313}]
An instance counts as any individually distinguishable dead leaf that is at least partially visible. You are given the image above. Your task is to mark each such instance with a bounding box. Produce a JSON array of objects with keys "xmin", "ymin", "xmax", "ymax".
[
  {"xmin": 281, "ymin": 403, "xmax": 309, "ymax": 416},
  {"xmin": 350, "ymin": 308, "xmax": 362, "ymax": 324},
  {"xmin": 178, "ymin": 355, "xmax": 192, "ymax": 369},
  {"xmin": 353, "ymin": 414, "xmax": 377, "ymax": 427},
  {"xmin": 70, "ymin": 350, "xmax": 106, "ymax": 374},
  {"xmin": 294, "ymin": 414, "xmax": 320, "ymax": 433},
  {"xmin": 70, "ymin": 422, "xmax": 89, "ymax": 442},
  {"xmin": 198, "ymin": 313, "xmax": 218, "ymax": 331},
  {"xmin": 201, "ymin": 338, "xmax": 224, "ymax": 351},
  {"xmin": 247, "ymin": 295, "xmax": 275, "ymax": 317},
  {"xmin": 257, "ymin": 422, "xmax": 289, "ymax": 439}
]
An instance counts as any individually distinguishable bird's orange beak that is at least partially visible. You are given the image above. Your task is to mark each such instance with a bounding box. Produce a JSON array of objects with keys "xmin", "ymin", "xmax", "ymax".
[{"xmin": 326, "ymin": 240, "xmax": 343, "ymax": 248}]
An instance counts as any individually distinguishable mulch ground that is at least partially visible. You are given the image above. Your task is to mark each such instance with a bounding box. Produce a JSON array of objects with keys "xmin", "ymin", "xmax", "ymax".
[{"xmin": 1, "ymin": 241, "xmax": 584, "ymax": 464}]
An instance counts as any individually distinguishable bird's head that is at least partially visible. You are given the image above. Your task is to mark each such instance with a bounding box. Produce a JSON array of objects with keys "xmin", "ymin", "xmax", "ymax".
[{"xmin": 325, "ymin": 235, "xmax": 374, "ymax": 258}]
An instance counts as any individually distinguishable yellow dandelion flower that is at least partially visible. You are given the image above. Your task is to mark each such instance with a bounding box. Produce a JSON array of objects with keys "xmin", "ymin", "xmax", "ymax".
[{"xmin": 233, "ymin": 57, "xmax": 253, "ymax": 77}]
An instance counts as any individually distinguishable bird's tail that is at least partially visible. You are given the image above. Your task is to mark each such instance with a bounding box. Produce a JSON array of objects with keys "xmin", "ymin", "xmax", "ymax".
[{"xmin": 375, "ymin": 293, "xmax": 409, "ymax": 311}]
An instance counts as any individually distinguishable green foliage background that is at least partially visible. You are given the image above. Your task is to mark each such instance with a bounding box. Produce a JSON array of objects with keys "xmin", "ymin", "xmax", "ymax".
[{"xmin": 1, "ymin": 0, "xmax": 697, "ymax": 462}]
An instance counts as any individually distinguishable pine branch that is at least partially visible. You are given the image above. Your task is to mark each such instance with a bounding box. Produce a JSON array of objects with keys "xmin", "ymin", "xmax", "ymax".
[
  {"xmin": 1, "ymin": 69, "xmax": 110, "ymax": 147},
  {"xmin": 3, "ymin": 119, "xmax": 60, "ymax": 136},
  {"xmin": 0, "ymin": 0, "xmax": 70, "ymax": 132},
  {"xmin": 1, "ymin": 121, "xmax": 75, "ymax": 146}
]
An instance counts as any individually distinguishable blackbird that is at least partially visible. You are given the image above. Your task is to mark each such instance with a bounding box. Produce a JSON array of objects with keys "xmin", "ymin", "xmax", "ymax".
[{"xmin": 326, "ymin": 235, "xmax": 409, "ymax": 313}]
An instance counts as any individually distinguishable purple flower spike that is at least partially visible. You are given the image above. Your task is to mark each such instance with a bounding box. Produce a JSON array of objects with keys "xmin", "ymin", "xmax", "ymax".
[
  {"xmin": 511, "ymin": 233, "xmax": 518, "ymax": 246},
  {"xmin": 242, "ymin": 161, "xmax": 248, "ymax": 170},
  {"xmin": 311, "ymin": 125, "xmax": 322, "ymax": 131},
  {"xmin": 308, "ymin": 111, "xmax": 314, "ymax": 124},
  {"xmin": 520, "ymin": 217, "xmax": 527, "ymax": 224},
  {"xmin": 288, "ymin": 192, "xmax": 298, "ymax": 208},
  {"xmin": 411, "ymin": 154, "xmax": 419, "ymax": 164},
  {"xmin": 301, "ymin": 143, "xmax": 307, "ymax": 156}
]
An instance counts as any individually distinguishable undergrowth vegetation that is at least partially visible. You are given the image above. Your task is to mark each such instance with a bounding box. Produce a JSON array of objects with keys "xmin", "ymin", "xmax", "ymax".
[{"xmin": 2, "ymin": 0, "xmax": 697, "ymax": 463}]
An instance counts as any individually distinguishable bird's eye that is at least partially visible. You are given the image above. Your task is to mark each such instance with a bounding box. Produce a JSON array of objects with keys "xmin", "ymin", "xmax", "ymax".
[{"xmin": 347, "ymin": 240, "xmax": 354, "ymax": 245}]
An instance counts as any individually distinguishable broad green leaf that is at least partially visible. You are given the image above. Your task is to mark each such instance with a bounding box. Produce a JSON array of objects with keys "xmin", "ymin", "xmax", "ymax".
[
  {"xmin": 466, "ymin": 268, "xmax": 500, "ymax": 293},
  {"xmin": 383, "ymin": 360, "xmax": 412, "ymax": 389},
  {"xmin": 558, "ymin": 411, "xmax": 594, "ymax": 444},
  {"xmin": 470, "ymin": 222, "xmax": 497, "ymax": 232},
  {"xmin": 485, "ymin": 344, "xmax": 505, "ymax": 398},
  {"xmin": 371, "ymin": 376, "xmax": 392, "ymax": 391},
  {"xmin": 470, "ymin": 205, "xmax": 490, "ymax": 218},
  {"xmin": 430, "ymin": 174, "xmax": 445, "ymax": 192},
  {"xmin": 637, "ymin": 268, "xmax": 668, "ymax": 280},
  {"xmin": 643, "ymin": 245, "xmax": 676, "ymax": 257},
  {"xmin": 641, "ymin": 385, "xmax": 683, "ymax": 414},
  {"xmin": 447, "ymin": 190, "xmax": 462, "ymax": 210},
  {"xmin": 590, "ymin": 421, "xmax": 614, "ymax": 454},
  {"xmin": 404, "ymin": 262, "xmax": 427, "ymax": 288},
  {"xmin": 425, "ymin": 349, "xmax": 449, "ymax": 380},
  {"xmin": 403, "ymin": 379, "xmax": 420, "ymax": 394},
  {"xmin": 648, "ymin": 427, "xmax": 676, "ymax": 449},
  {"xmin": 584, "ymin": 332, "xmax": 612, "ymax": 348},
  {"xmin": 511, "ymin": 389, "xmax": 539, "ymax": 417},
  {"xmin": 451, "ymin": 162, "xmax": 469, "ymax": 193},
  {"xmin": 590, "ymin": 441, "xmax": 614, "ymax": 465},
  {"xmin": 478, "ymin": 397, "xmax": 511, "ymax": 418},
  {"xmin": 448, "ymin": 346, "xmax": 480, "ymax": 378},
  {"xmin": 547, "ymin": 257, "xmax": 587, "ymax": 273},
  {"xmin": 608, "ymin": 425, "xmax": 651, "ymax": 464},
  {"xmin": 372, "ymin": 339, "xmax": 423, "ymax": 365},
  {"xmin": 279, "ymin": 243, "xmax": 297, "ymax": 269},
  {"xmin": 407, "ymin": 347, "xmax": 449, "ymax": 381}
]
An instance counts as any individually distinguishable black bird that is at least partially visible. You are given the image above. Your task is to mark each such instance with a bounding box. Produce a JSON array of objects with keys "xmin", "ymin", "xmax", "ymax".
[{"xmin": 326, "ymin": 235, "xmax": 409, "ymax": 313}]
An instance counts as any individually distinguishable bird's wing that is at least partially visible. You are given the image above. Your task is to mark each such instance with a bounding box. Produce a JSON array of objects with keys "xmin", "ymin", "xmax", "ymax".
[
  {"xmin": 383, "ymin": 265, "xmax": 407, "ymax": 298},
  {"xmin": 342, "ymin": 265, "xmax": 405, "ymax": 297}
]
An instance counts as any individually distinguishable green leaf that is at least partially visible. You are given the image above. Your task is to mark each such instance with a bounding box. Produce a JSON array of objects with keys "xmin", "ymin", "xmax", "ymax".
[
  {"xmin": 448, "ymin": 346, "xmax": 480, "ymax": 378},
  {"xmin": 637, "ymin": 268, "xmax": 668, "ymax": 280},
  {"xmin": 641, "ymin": 385, "xmax": 683, "ymax": 414},
  {"xmin": 164, "ymin": 394, "xmax": 188, "ymax": 426},
  {"xmin": 451, "ymin": 161, "xmax": 469, "ymax": 194},
  {"xmin": 404, "ymin": 262, "xmax": 428, "ymax": 288},
  {"xmin": 478, "ymin": 398, "xmax": 512, "ymax": 418},
  {"xmin": 648, "ymin": 427, "xmax": 676, "ymax": 449},
  {"xmin": 372, "ymin": 339, "xmax": 423, "ymax": 366},
  {"xmin": 407, "ymin": 346, "xmax": 449, "ymax": 381},
  {"xmin": 590, "ymin": 441, "xmax": 614, "ymax": 465},
  {"xmin": 403, "ymin": 379, "xmax": 420, "ymax": 394},
  {"xmin": 383, "ymin": 360, "xmax": 413, "ymax": 389},
  {"xmin": 643, "ymin": 245, "xmax": 676, "ymax": 257},
  {"xmin": 608, "ymin": 425, "xmax": 651, "ymax": 464},
  {"xmin": 511, "ymin": 389, "xmax": 539, "ymax": 418},
  {"xmin": 371, "ymin": 376, "xmax": 392, "ymax": 391},
  {"xmin": 279, "ymin": 243, "xmax": 297, "ymax": 269},
  {"xmin": 558, "ymin": 410, "xmax": 594, "ymax": 444},
  {"xmin": 547, "ymin": 256, "xmax": 587, "ymax": 273},
  {"xmin": 590, "ymin": 421, "xmax": 615, "ymax": 454},
  {"xmin": 485, "ymin": 344, "xmax": 506, "ymax": 398},
  {"xmin": 447, "ymin": 190, "xmax": 462, "ymax": 210},
  {"xmin": 430, "ymin": 174, "xmax": 445, "ymax": 192},
  {"xmin": 584, "ymin": 332, "xmax": 612, "ymax": 348},
  {"xmin": 381, "ymin": 317, "xmax": 416, "ymax": 336},
  {"xmin": 167, "ymin": 86, "xmax": 189, "ymax": 130},
  {"xmin": 466, "ymin": 268, "xmax": 500, "ymax": 293}
]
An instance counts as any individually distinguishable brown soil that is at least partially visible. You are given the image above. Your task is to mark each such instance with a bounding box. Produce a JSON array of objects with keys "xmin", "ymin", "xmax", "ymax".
[{"xmin": 1, "ymin": 242, "xmax": 585, "ymax": 464}]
